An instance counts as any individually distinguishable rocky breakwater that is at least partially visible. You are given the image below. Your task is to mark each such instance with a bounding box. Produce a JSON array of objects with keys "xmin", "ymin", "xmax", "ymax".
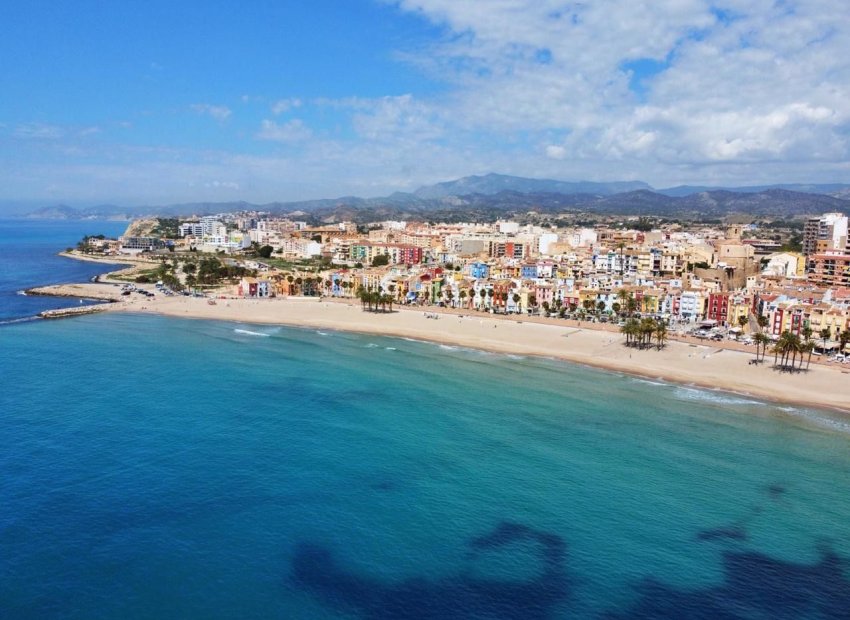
[{"xmin": 39, "ymin": 306, "xmax": 108, "ymax": 319}]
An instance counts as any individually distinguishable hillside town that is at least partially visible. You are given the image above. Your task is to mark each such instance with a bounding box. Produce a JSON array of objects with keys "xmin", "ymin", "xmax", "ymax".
[{"xmin": 84, "ymin": 210, "xmax": 850, "ymax": 357}]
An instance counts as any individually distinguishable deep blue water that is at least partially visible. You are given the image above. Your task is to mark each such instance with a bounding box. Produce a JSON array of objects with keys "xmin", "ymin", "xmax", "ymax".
[
  {"xmin": 1, "ymin": 223, "xmax": 850, "ymax": 619},
  {"xmin": 0, "ymin": 219, "xmax": 128, "ymax": 322}
]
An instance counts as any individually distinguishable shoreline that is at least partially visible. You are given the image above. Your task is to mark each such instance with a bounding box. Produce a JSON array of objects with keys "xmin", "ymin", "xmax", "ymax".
[{"xmin": 28, "ymin": 280, "xmax": 850, "ymax": 416}]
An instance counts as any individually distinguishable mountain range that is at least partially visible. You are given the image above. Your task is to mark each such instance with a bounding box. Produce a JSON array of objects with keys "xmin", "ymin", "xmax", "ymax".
[{"xmin": 22, "ymin": 173, "xmax": 850, "ymax": 223}]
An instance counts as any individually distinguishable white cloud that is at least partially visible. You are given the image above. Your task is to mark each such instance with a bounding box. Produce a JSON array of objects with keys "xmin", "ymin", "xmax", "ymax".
[
  {"xmin": 204, "ymin": 180, "xmax": 240, "ymax": 190},
  {"xmin": 545, "ymin": 145, "xmax": 567, "ymax": 160},
  {"xmin": 6, "ymin": 1, "xmax": 850, "ymax": 204},
  {"xmin": 349, "ymin": 94, "xmax": 444, "ymax": 142},
  {"xmin": 383, "ymin": 0, "xmax": 850, "ymax": 185},
  {"xmin": 14, "ymin": 123, "xmax": 65, "ymax": 140},
  {"xmin": 271, "ymin": 98, "xmax": 303, "ymax": 115},
  {"xmin": 190, "ymin": 103, "xmax": 232, "ymax": 121},
  {"xmin": 256, "ymin": 119, "xmax": 313, "ymax": 143}
]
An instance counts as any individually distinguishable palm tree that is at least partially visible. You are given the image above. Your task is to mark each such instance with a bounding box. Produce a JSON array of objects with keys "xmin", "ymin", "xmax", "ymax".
[
  {"xmin": 616, "ymin": 288, "xmax": 631, "ymax": 314},
  {"xmin": 753, "ymin": 332, "xmax": 769, "ymax": 364},
  {"xmin": 801, "ymin": 340, "xmax": 815, "ymax": 370},
  {"xmin": 757, "ymin": 314, "xmax": 769, "ymax": 333},
  {"xmin": 820, "ymin": 328, "xmax": 831, "ymax": 355},
  {"xmin": 640, "ymin": 317, "xmax": 656, "ymax": 349},
  {"xmin": 774, "ymin": 330, "xmax": 802, "ymax": 371},
  {"xmin": 616, "ymin": 241, "xmax": 626, "ymax": 278},
  {"xmin": 737, "ymin": 314, "xmax": 748, "ymax": 336},
  {"xmin": 621, "ymin": 318, "xmax": 638, "ymax": 347},
  {"xmin": 512, "ymin": 293, "xmax": 521, "ymax": 313},
  {"xmin": 801, "ymin": 326, "xmax": 814, "ymax": 370},
  {"xmin": 840, "ymin": 329, "xmax": 850, "ymax": 357},
  {"xmin": 772, "ymin": 333, "xmax": 782, "ymax": 367},
  {"xmin": 596, "ymin": 300, "xmax": 607, "ymax": 316},
  {"xmin": 459, "ymin": 289, "xmax": 467, "ymax": 307},
  {"xmin": 625, "ymin": 295, "xmax": 638, "ymax": 318},
  {"xmin": 654, "ymin": 321, "xmax": 668, "ymax": 350}
]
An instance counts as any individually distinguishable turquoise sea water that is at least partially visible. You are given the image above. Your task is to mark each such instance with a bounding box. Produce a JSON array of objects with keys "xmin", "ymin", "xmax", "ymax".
[{"xmin": 1, "ymin": 222, "xmax": 849, "ymax": 618}]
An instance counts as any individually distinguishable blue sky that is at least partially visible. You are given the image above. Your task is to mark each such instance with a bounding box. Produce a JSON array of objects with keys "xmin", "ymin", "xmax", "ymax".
[{"xmin": 2, "ymin": 0, "xmax": 849, "ymax": 208}]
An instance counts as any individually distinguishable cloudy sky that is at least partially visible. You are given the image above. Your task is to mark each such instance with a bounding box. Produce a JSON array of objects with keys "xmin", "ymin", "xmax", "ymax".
[{"xmin": 2, "ymin": 0, "xmax": 849, "ymax": 208}]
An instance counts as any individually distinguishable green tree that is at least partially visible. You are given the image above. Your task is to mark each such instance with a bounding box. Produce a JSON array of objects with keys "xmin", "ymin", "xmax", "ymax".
[
  {"xmin": 258, "ymin": 245, "xmax": 274, "ymax": 259},
  {"xmin": 371, "ymin": 254, "xmax": 390, "ymax": 267}
]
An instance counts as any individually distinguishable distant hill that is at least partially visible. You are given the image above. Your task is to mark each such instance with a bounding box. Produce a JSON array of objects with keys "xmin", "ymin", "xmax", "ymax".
[
  {"xmin": 26, "ymin": 205, "xmax": 81, "ymax": 219},
  {"xmin": 657, "ymin": 183, "xmax": 850, "ymax": 198},
  {"xmin": 23, "ymin": 173, "xmax": 850, "ymax": 223},
  {"xmin": 413, "ymin": 173, "xmax": 651, "ymax": 199},
  {"xmin": 27, "ymin": 204, "xmax": 137, "ymax": 220}
]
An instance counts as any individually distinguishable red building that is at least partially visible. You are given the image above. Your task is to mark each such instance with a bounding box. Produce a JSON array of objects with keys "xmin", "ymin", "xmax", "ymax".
[
  {"xmin": 707, "ymin": 292, "xmax": 730, "ymax": 325},
  {"xmin": 395, "ymin": 245, "xmax": 423, "ymax": 265},
  {"xmin": 492, "ymin": 280, "xmax": 515, "ymax": 311}
]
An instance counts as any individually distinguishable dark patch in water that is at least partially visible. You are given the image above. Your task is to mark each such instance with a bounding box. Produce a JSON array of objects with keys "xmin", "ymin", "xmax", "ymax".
[
  {"xmin": 768, "ymin": 483, "xmax": 787, "ymax": 498},
  {"xmin": 606, "ymin": 548, "xmax": 850, "ymax": 619},
  {"xmin": 370, "ymin": 480, "xmax": 396, "ymax": 491},
  {"xmin": 696, "ymin": 504, "xmax": 767, "ymax": 544},
  {"xmin": 469, "ymin": 521, "xmax": 566, "ymax": 568},
  {"xmin": 291, "ymin": 521, "xmax": 570, "ymax": 619},
  {"xmin": 696, "ymin": 525, "xmax": 747, "ymax": 542}
]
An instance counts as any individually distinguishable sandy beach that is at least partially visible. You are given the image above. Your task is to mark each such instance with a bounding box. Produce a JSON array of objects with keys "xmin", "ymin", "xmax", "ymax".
[{"xmin": 27, "ymin": 279, "xmax": 850, "ymax": 414}]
